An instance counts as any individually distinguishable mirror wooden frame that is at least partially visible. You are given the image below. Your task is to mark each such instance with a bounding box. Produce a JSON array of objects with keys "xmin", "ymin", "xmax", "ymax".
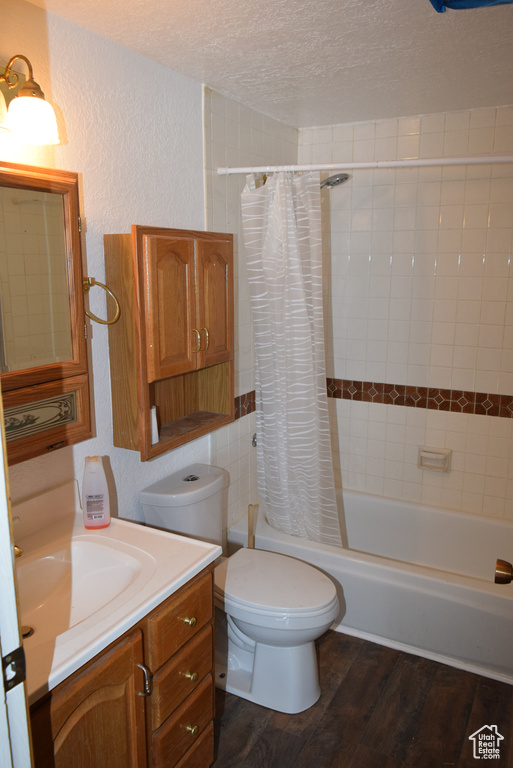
[{"xmin": 0, "ymin": 161, "xmax": 92, "ymax": 464}]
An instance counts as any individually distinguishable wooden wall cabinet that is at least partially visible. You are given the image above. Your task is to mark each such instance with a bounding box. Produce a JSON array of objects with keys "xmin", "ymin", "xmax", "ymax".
[
  {"xmin": 30, "ymin": 567, "xmax": 216, "ymax": 768},
  {"xmin": 104, "ymin": 226, "xmax": 234, "ymax": 461}
]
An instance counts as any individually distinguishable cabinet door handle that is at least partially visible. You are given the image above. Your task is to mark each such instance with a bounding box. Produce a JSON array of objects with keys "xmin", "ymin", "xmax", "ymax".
[
  {"xmin": 184, "ymin": 671, "xmax": 198, "ymax": 682},
  {"xmin": 192, "ymin": 328, "xmax": 201, "ymax": 353},
  {"xmin": 199, "ymin": 327, "xmax": 210, "ymax": 351},
  {"xmin": 137, "ymin": 663, "xmax": 153, "ymax": 697},
  {"xmin": 186, "ymin": 725, "xmax": 199, "ymax": 736},
  {"xmin": 181, "ymin": 616, "xmax": 197, "ymax": 627}
]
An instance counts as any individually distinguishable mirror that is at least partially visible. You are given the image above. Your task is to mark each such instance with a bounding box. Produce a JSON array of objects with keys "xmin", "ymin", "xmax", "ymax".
[
  {"xmin": 0, "ymin": 162, "xmax": 91, "ymax": 464},
  {"xmin": 0, "ymin": 185, "xmax": 72, "ymax": 372}
]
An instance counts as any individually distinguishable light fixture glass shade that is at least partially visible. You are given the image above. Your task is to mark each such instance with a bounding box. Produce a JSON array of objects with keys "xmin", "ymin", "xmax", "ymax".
[
  {"xmin": 0, "ymin": 92, "xmax": 8, "ymax": 132},
  {"xmin": 6, "ymin": 95, "xmax": 59, "ymax": 145}
]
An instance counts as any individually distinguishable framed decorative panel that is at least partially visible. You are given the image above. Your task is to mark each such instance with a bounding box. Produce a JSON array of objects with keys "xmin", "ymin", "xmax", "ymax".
[{"xmin": 2, "ymin": 374, "xmax": 91, "ymax": 464}]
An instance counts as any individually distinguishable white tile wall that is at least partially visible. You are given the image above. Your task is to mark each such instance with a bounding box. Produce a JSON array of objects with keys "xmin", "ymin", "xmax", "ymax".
[
  {"xmin": 206, "ymin": 95, "xmax": 513, "ymax": 522},
  {"xmin": 331, "ymin": 398, "xmax": 513, "ymax": 520},
  {"xmin": 302, "ymin": 106, "xmax": 513, "ymax": 519}
]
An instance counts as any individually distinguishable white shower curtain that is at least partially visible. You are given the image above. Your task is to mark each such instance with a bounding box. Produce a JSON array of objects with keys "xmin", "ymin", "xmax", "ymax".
[{"xmin": 241, "ymin": 172, "xmax": 342, "ymax": 546}]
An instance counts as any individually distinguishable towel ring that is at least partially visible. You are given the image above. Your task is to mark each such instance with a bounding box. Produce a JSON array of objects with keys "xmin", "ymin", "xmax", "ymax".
[{"xmin": 83, "ymin": 277, "xmax": 120, "ymax": 325}]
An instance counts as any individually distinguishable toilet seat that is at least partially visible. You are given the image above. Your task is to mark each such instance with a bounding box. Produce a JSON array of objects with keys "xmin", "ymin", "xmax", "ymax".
[{"xmin": 214, "ymin": 548, "xmax": 338, "ymax": 620}]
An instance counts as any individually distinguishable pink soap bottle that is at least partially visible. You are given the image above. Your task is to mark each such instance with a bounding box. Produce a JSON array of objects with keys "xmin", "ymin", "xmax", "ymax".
[{"xmin": 82, "ymin": 456, "xmax": 111, "ymax": 529}]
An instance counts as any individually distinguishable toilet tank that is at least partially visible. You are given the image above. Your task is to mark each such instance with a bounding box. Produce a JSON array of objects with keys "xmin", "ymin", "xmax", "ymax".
[{"xmin": 139, "ymin": 463, "xmax": 228, "ymax": 545}]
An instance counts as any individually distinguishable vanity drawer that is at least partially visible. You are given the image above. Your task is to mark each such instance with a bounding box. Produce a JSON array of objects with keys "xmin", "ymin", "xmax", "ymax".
[
  {"xmin": 151, "ymin": 623, "xmax": 213, "ymax": 730},
  {"xmin": 151, "ymin": 674, "xmax": 213, "ymax": 768},
  {"xmin": 174, "ymin": 721, "xmax": 214, "ymax": 768},
  {"xmin": 146, "ymin": 571, "xmax": 212, "ymax": 669}
]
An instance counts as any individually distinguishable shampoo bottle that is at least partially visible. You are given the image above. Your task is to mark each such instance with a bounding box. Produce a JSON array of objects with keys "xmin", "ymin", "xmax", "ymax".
[{"xmin": 82, "ymin": 456, "xmax": 111, "ymax": 529}]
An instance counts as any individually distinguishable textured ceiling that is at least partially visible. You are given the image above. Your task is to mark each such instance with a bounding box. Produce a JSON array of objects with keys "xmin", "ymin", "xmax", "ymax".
[{"xmin": 27, "ymin": 0, "xmax": 513, "ymax": 127}]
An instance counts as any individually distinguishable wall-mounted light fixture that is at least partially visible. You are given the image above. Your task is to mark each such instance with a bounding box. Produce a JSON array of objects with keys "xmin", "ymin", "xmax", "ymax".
[{"xmin": 0, "ymin": 54, "xmax": 59, "ymax": 145}]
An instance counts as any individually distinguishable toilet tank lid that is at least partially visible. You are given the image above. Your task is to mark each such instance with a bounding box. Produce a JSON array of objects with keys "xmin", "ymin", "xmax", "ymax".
[{"xmin": 139, "ymin": 464, "xmax": 228, "ymax": 507}]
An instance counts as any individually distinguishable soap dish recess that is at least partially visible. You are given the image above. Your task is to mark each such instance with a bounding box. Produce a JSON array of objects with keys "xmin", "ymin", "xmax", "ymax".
[{"xmin": 418, "ymin": 446, "xmax": 452, "ymax": 472}]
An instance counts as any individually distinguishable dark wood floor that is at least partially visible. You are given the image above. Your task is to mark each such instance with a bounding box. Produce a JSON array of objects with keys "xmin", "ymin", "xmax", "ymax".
[{"xmin": 212, "ymin": 630, "xmax": 513, "ymax": 767}]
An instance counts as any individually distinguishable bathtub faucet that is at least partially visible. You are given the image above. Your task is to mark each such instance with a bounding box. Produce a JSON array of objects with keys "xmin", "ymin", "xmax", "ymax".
[{"xmin": 495, "ymin": 559, "xmax": 513, "ymax": 584}]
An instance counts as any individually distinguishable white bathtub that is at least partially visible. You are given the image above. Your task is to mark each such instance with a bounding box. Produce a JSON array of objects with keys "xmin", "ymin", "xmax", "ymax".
[{"xmin": 228, "ymin": 491, "xmax": 513, "ymax": 684}]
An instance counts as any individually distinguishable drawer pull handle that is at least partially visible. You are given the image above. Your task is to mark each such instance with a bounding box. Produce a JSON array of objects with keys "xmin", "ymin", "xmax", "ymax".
[
  {"xmin": 185, "ymin": 671, "xmax": 198, "ymax": 682},
  {"xmin": 186, "ymin": 725, "xmax": 199, "ymax": 737},
  {"xmin": 137, "ymin": 663, "xmax": 152, "ymax": 697},
  {"xmin": 182, "ymin": 616, "xmax": 197, "ymax": 627}
]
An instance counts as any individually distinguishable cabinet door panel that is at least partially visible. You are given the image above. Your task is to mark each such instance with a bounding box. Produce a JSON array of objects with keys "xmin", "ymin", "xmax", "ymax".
[
  {"xmin": 144, "ymin": 235, "xmax": 196, "ymax": 381},
  {"xmin": 195, "ymin": 239, "xmax": 233, "ymax": 368},
  {"xmin": 30, "ymin": 631, "xmax": 146, "ymax": 768}
]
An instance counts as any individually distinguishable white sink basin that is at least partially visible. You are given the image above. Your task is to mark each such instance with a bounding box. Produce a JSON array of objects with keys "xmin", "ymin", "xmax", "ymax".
[
  {"xmin": 17, "ymin": 537, "xmax": 153, "ymax": 637},
  {"xmin": 12, "ymin": 481, "xmax": 221, "ymax": 705}
]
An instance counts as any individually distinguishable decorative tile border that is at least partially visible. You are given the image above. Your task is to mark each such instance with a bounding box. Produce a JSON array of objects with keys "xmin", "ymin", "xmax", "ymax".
[
  {"xmin": 326, "ymin": 379, "xmax": 513, "ymax": 418},
  {"xmin": 235, "ymin": 379, "xmax": 513, "ymax": 419},
  {"xmin": 234, "ymin": 390, "xmax": 256, "ymax": 419},
  {"xmin": 234, "ymin": 382, "xmax": 513, "ymax": 420}
]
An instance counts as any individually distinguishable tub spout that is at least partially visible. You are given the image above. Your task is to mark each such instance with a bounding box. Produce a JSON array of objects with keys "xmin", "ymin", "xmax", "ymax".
[{"xmin": 495, "ymin": 559, "xmax": 513, "ymax": 584}]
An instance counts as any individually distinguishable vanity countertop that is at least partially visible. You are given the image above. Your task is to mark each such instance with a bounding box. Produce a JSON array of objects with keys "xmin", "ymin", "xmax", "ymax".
[{"xmin": 13, "ymin": 482, "xmax": 221, "ymax": 705}]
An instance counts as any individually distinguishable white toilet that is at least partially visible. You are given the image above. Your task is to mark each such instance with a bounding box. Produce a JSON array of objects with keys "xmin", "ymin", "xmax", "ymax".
[{"xmin": 140, "ymin": 463, "xmax": 339, "ymax": 714}]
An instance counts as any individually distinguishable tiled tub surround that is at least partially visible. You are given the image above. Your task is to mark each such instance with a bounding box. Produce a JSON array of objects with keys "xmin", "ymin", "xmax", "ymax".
[
  {"xmin": 234, "ymin": 382, "xmax": 513, "ymax": 520},
  {"xmin": 300, "ymin": 106, "xmax": 513, "ymax": 519},
  {"xmin": 205, "ymin": 93, "xmax": 513, "ymax": 527}
]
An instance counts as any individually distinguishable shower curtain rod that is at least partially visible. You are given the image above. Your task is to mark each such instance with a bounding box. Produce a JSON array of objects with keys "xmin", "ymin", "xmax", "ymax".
[{"xmin": 217, "ymin": 156, "xmax": 513, "ymax": 175}]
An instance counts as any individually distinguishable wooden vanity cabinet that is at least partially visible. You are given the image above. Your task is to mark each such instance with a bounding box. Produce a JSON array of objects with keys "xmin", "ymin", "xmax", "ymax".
[
  {"xmin": 104, "ymin": 226, "xmax": 234, "ymax": 461},
  {"xmin": 30, "ymin": 630, "xmax": 147, "ymax": 768},
  {"xmin": 30, "ymin": 567, "xmax": 216, "ymax": 768}
]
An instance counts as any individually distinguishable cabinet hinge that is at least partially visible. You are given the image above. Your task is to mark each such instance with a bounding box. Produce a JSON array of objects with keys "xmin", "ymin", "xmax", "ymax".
[
  {"xmin": 78, "ymin": 216, "xmax": 82, "ymax": 233},
  {"xmin": 2, "ymin": 645, "xmax": 26, "ymax": 692},
  {"xmin": 84, "ymin": 322, "xmax": 88, "ymax": 340}
]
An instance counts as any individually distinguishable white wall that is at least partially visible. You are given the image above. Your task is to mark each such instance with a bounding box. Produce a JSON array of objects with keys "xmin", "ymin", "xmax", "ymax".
[
  {"xmin": 1, "ymin": 0, "xmax": 211, "ymax": 518},
  {"xmin": 0, "ymin": 1, "xmax": 297, "ymax": 531},
  {"xmin": 300, "ymin": 107, "xmax": 513, "ymax": 519}
]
